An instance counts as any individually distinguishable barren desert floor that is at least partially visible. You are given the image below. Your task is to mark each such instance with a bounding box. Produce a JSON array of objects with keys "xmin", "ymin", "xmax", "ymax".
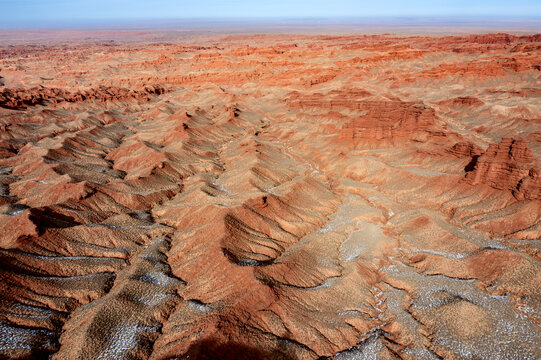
[{"xmin": 0, "ymin": 32, "xmax": 540, "ymax": 359}]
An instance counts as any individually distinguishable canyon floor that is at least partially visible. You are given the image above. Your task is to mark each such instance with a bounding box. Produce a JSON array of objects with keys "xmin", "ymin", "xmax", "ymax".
[{"xmin": 0, "ymin": 32, "xmax": 540, "ymax": 360}]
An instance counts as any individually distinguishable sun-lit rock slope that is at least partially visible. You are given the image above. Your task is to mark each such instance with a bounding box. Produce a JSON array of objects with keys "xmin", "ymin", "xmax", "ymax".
[{"xmin": 0, "ymin": 32, "xmax": 540, "ymax": 359}]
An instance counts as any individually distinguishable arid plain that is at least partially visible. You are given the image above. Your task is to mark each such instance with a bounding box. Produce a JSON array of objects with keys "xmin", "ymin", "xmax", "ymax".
[{"xmin": 0, "ymin": 32, "xmax": 540, "ymax": 359}]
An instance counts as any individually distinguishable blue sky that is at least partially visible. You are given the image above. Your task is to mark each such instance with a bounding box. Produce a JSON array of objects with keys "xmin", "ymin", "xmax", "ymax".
[{"xmin": 2, "ymin": 0, "xmax": 541, "ymax": 28}]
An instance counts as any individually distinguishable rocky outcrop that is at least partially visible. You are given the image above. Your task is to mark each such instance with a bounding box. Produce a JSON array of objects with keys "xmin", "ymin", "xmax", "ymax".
[
  {"xmin": 448, "ymin": 141, "xmax": 484, "ymax": 158},
  {"xmin": 339, "ymin": 101, "xmax": 442, "ymax": 144},
  {"xmin": 442, "ymin": 96, "xmax": 485, "ymax": 107},
  {"xmin": 465, "ymin": 138, "xmax": 541, "ymax": 200},
  {"xmin": 0, "ymin": 85, "xmax": 166, "ymax": 109}
]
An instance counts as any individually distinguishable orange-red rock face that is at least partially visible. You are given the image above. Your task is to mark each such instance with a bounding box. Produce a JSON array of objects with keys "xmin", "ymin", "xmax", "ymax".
[
  {"xmin": 465, "ymin": 138, "xmax": 541, "ymax": 200},
  {"xmin": 0, "ymin": 33, "xmax": 540, "ymax": 360},
  {"xmin": 0, "ymin": 85, "xmax": 166, "ymax": 110}
]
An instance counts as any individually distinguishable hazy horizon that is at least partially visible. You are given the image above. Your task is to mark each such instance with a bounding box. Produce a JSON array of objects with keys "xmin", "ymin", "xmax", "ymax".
[
  {"xmin": 2, "ymin": 0, "xmax": 541, "ymax": 29},
  {"xmin": 2, "ymin": 16, "xmax": 541, "ymax": 32}
]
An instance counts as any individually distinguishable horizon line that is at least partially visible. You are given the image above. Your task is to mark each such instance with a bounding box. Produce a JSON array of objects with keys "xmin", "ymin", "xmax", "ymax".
[{"xmin": 3, "ymin": 16, "xmax": 541, "ymax": 31}]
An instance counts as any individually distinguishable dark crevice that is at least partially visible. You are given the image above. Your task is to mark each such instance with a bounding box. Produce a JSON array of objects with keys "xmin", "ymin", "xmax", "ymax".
[
  {"xmin": 464, "ymin": 155, "xmax": 480, "ymax": 172},
  {"xmin": 28, "ymin": 208, "xmax": 81, "ymax": 234},
  {"xmin": 181, "ymin": 338, "xmax": 297, "ymax": 360},
  {"xmin": 221, "ymin": 247, "xmax": 275, "ymax": 267}
]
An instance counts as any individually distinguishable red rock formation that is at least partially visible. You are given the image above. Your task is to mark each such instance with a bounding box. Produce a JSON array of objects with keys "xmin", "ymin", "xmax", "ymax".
[
  {"xmin": 339, "ymin": 101, "xmax": 441, "ymax": 144},
  {"xmin": 0, "ymin": 85, "xmax": 166, "ymax": 109},
  {"xmin": 0, "ymin": 209, "xmax": 38, "ymax": 248},
  {"xmin": 465, "ymin": 138, "xmax": 541, "ymax": 200},
  {"xmin": 442, "ymin": 96, "xmax": 485, "ymax": 107},
  {"xmin": 447, "ymin": 141, "xmax": 484, "ymax": 158},
  {"xmin": 0, "ymin": 33, "xmax": 540, "ymax": 360}
]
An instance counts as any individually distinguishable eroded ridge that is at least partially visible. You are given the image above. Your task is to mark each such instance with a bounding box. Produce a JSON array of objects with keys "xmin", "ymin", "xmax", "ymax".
[{"xmin": 0, "ymin": 33, "xmax": 540, "ymax": 359}]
